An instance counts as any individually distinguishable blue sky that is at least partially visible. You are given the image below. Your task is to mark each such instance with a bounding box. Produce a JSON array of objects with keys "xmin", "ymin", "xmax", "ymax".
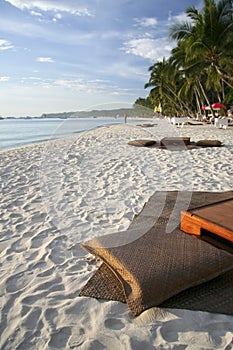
[{"xmin": 0, "ymin": 0, "xmax": 202, "ymax": 117}]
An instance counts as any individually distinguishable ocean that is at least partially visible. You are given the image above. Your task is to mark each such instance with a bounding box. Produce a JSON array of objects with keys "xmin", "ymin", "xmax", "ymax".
[{"xmin": 0, "ymin": 117, "xmax": 140, "ymax": 151}]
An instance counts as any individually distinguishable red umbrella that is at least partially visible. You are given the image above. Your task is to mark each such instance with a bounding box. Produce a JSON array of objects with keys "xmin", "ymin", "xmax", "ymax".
[
  {"xmin": 211, "ymin": 103, "xmax": 227, "ymax": 110},
  {"xmin": 201, "ymin": 106, "xmax": 211, "ymax": 110}
]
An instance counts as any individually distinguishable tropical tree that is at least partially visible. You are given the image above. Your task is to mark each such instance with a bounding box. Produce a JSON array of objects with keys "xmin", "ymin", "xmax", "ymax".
[
  {"xmin": 134, "ymin": 97, "xmax": 154, "ymax": 110},
  {"xmin": 138, "ymin": 0, "xmax": 233, "ymax": 114},
  {"xmin": 170, "ymin": 39, "xmax": 214, "ymax": 112},
  {"xmin": 145, "ymin": 58, "xmax": 194, "ymax": 116},
  {"xmin": 169, "ymin": 0, "xmax": 233, "ymax": 86}
]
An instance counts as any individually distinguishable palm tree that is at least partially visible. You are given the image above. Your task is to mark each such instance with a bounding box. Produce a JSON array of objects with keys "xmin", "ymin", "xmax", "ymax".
[
  {"xmin": 140, "ymin": 0, "xmax": 233, "ymax": 115},
  {"xmin": 145, "ymin": 58, "xmax": 193, "ymax": 116},
  {"xmin": 169, "ymin": 39, "xmax": 209, "ymax": 113},
  {"xmin": 169, "ymin": 0, "xmax": 233, "ymax": 86},
  {"xmin": 170, "ymin": 38, "xmax": 224, "ymax": 113}
]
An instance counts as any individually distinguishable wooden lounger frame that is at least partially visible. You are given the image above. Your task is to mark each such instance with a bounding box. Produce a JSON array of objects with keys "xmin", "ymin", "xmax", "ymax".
[{"xmin": 180, "ymin": 198, "xmax": 233, "ymax": 243}]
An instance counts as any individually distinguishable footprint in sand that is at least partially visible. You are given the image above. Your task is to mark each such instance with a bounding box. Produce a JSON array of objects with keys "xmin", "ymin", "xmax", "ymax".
[
  {"xmin": 104, "ymin": 318, "xmax": 125, "ymax": 330},
  {"xmin": 48, "ymin": 327, "xmax": 71, "ymax": 349},
  {"xmin": 66, "ymin": 260, "xmax": 88, "ymax": 274},
  {"xmin": 47, "ymin": 236, "xmax": 68, "ymax": 265},
  {"xmin": 22, "ymin": 279, "xmax": 64, "ymax": 305},
  {"xmin": 21, "ymin": 306, "xmax": 42, "ymax": 331},
  {"xmin": 30, "ymin": 212, "xmax": 47, "ymax": 224},
  {"xmin": 30, "ymin": 228, "xmax": 50, "ymax": 248},
  {"xmin": 7, "ymin": 237, "xmax": 28, "ymax": 254},
  {"xmin": 6, "ymin": 271, "xmax": 33, "ymax": 293},
  {"xmin": 33, "ymin": 277, "xmax": 63, "ymax": 293},
  {"xmin": 22, "ymin": 292, "xmax": 47, "ymax": 305},
  {"xmin": 44, "ymin": 308, "xmax": 58, "ymax": 331},
  {"xmin": 21, "ymin": 305, "xmax": 31, "ymax": 317},
  {"xmin": 9, "ymin": 212, "xmax": 24, "ymax": 225},
  {"xmin": 15, "ymin": 222, "xmax": 27, "ymax": 233},
  {"xmin": 37, "ymin": 266, "xmax": 55, "ymax": 278},
  {"xmin": 28, "ymin": 260, "xmax": 47, "ymax": 272}
]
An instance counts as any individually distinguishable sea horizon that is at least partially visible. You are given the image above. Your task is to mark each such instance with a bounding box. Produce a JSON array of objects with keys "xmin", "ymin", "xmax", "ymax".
[{"xmin": 0, "ymin": 116, "xmax": 149, "ymax": 151}]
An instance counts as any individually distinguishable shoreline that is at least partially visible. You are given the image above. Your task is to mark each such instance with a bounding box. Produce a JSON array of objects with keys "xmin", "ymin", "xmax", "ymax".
[
  {"xmin": 0, "ymin": 116, "xmax": 149, "ymax": 152},
  {"xmin": 0, "ymin": 132, "xmax": 85, "ymax": 154},
  {"xmin": 1, "ymin": 120, "xmax": 233, "ymax": 349}
]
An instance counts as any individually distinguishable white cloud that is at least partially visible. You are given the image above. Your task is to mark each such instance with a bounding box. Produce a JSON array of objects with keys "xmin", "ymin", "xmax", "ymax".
[
  {"xmin": 28, "ymin": 76, "xmax": 42, "ymax": 80},
  {"xmin": 169, "ymin": 12, "xmax": 191, "ymax": 24},
  {"xmin": 134, "ymin": 17, "xmax": 158, "ymax": 27},
  {"xmin": 0, "ymin": 17, "xmax": 97, "ymax": 45},
  {"xmin": 54, "ymin": 79, "xmax": 84, "ymax": 89},
  {"xmin": 55, "ymin": 13, "xmax": 62, "ymax": 19},
  {"xmin": 50, "ymin": 78, "xmax": 132, "ymax": 97},
  {"xmin": 30, "ymin": 10, "xmax": 42, "ymax": 17},
  {"xmin": 36, "ymin": 57, "xmax": 55, "ymax": 63},
  {"xmin": 5, "ymin": 0, "xmax": 92, "ymax": 16},
  {"xmin": 123, "ymin": 37, "xmax": 174, "ymax": 61},
  {"xmin": 53, "ymin": 78, "xmax": 109, "ymax": 93},
  {"xmin": 0, "ymin": 39, "xmax": 14, "ymax": 50},
  {"xmin": 0, "ymin": 76, "xmax": 10, "ymax": 81},
  {"xmin": 52, "ymin": 13, "xmax": 62, "ymax": 22}
]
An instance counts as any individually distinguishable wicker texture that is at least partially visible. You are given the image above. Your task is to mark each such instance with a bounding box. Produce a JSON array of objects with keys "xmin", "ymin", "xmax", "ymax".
[{"xmin": 79, "ymin": 191, "xmax": 233, "ymax": 317}]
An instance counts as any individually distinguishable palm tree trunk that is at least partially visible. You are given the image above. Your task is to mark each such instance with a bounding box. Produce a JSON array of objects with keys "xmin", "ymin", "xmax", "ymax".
[
  {"xmin": 222, "ymin": 78, "xmax": 233, "ymax": 90},
  {"xmin": 194, "ymin": 86, "xmax": 202, "ymax": 114},
  {"xmin": 198, "ymin": 80, "xmax": 215, "ymax": 116},
  {"xmin": 214, "ymin": 63, "xmax": 233, "ymax": 82},
  {"xmin": 221, "ymin": 79, "xmax": 225, "ymax": 100},
  {"xmin": 198, "ymin": 80, "xmax": 211, "ymax": 106},
  {"xmin": 163, "ymin": 92, "xmax": 184, "ymax": 113},
  {"xmin": 164, "ymin": 83, "xmax": 193, "ymax": 116}
]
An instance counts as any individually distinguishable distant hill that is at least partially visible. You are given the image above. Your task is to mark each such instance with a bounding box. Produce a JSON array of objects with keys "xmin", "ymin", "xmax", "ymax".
[
  {"xmin": 1, "ymin": 106, "xmax": 156, "ymax": 119},
  {"xmin": 40, "ymin": 106, "xmax": 155, "ymax": 119}
]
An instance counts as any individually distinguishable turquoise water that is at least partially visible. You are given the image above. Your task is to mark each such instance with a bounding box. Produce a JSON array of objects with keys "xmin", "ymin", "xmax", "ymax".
[{"xmin": 0, "ymin": 117, "xmax": 137, "ymax": 150}]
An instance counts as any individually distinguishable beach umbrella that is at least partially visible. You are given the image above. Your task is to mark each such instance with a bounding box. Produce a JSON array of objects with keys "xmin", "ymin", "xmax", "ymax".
[
  {"xmin": 201, "ymin": 106, "xmax": 211, "ymax": 110},
  {"xmin": 211, "ymin": 103, "xmax": 227, "ymax": 110}
]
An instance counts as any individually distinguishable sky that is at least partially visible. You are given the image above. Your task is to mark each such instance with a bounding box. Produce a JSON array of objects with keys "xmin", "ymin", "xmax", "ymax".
[{"xmin": 0, "ymin": 0, "xmax": 203, "ymax": 117}]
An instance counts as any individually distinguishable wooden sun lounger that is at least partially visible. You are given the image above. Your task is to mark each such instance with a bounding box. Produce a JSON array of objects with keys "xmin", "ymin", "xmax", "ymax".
[{"xmin": 180, "ymin": 198, "xmax": 233, "ymax": 244}]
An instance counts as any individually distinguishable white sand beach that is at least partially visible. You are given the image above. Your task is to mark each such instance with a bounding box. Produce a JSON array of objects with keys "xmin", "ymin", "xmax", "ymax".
[{"xmin": 1, "ymin": 119, "xmax": 233, "ymax": 349}]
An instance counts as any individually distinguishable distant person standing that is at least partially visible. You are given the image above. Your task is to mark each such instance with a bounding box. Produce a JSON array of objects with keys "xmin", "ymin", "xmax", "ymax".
[{"xmin": 124, "ymin": 113, "xmax": 127, "ymax": 124}]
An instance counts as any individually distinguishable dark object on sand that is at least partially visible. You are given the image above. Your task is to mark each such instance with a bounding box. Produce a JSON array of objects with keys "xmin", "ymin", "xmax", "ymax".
[
  {"xmin": 128, "ymin": 139, "xmax": 157, "ymax": 147},
  {"xmin": 196, "ymin": 140, "xmax": 222, "ymax": 147},
  {"xmin": 128, "ymin": 137, "xmax": 223, "ymax": 149},
  {"xmin": 160, "ymin": 137, "xmax": 190, "ymax": 147},
  {"xmin": 79, "ymin": 191, "xmax": 233, "ymax": 317},
  {"xmin": 136, "ymin": 123, "xmax": 157, "ymax": 127}
]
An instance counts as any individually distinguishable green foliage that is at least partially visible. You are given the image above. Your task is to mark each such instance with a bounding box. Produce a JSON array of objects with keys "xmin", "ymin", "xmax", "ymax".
[{"xmin": 139, "ymin": 0, "xmax": 233, "ymax": 115}]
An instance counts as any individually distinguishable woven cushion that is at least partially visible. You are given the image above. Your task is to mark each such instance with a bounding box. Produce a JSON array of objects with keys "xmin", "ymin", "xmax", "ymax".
[
  {"xmin": 196, "ymin": 139, "xmax": 222, "ymax": 147},
  {"xmin": 128, "ymin": 139, "xmax": 156, "ymax": 147},
  {"xmin": 80, "ymin": 191, "xmax": 233, "ymax": 317},
  {"xmin": 160, "ymin": 137, "xmax": 190, "ymax": 146},
  {"xmin": 80, "ymin": 260, "xmax": 233, "ymax": 315},
  {"xmin": 136, "ymin": 123, "xmax": 157, "ymax": 127}
]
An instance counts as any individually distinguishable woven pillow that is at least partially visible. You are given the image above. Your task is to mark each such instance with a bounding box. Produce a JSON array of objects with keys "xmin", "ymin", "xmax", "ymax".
[
  {"xmin": 160, "ymin": 137, "xmax": 190, "ymax": 146},
  {"xmin": 128, "ymin": 139, "xmax": 156, "ymax": 147},
  {"xmin": 81, "ymin": 225, "xmax": 233, "ymax": 317},
  {"xmin": 196, "ymin": 139, "xmax": 222, "ymax": 147}
]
